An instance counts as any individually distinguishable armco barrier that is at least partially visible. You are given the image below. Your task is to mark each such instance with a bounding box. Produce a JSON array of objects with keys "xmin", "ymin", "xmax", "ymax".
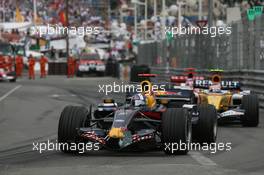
[{"xmin": 151, "ymin": 67, "xmax": 264, "ymax": 108}]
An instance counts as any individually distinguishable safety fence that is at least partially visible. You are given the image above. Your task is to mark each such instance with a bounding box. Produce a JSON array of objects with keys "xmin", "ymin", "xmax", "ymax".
[
  {"xmin": 151, "ymin": 67, "xmax": 264, "ymax": 109},
  {"xmin": 137, "ymin": 14, "xmax": 264, "ymax": 71}
]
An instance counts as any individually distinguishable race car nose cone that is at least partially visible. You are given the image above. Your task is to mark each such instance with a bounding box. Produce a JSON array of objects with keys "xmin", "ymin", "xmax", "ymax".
[{"xmin": 108, "ymin": 128, "xmax": 124, "ymax": 139}]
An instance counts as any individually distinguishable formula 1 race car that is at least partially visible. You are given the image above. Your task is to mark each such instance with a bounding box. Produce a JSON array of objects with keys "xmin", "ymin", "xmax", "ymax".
[
  {"xmin": 0, "ymin": 55, "xmax": 16, "ymax": 82},
  {"xmin": 170, "ymin": 68, "xmax": 205, "ymax": 85},
  {"xmin": 0, "ymin": 68, "xmax": 16, "ymax": 82},
  {"xmin": 58, "ymin": 76, "xmax": 218, "ymax": 155},
  {"xmin": 194, "ymin": 69, "xmax": 259, "ymax": 127},
  {"xmin": 76, "ymin": 53, "xmax": 106, "ymax": 77}
]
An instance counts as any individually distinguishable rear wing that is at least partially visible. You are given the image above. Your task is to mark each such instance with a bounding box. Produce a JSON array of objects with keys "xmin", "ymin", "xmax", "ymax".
[
  {"xmin": 138, "ymin": 74, "xmax": 157, "ymax": 77},
  {"xmin": 130, "ymin": 73, "xmax": 158, "ymax": 83},
  {"xmin": 170, "ymin": 68, "xmax": 204, "ymax": 83},
  {"xmin": 170, "ymin": 75, "xmax": 204, "ymax": 83},
  {"xmin": 194, "ymin": 80, "xmax": 241, "ymax": 90}
]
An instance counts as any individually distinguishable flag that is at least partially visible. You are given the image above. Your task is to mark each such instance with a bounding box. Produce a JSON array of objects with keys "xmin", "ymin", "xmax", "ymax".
[
  {"xmin": 15, "ymin": 7, "xmax": 24, "ymax": 22},
  {"xmin": 59, "ymin": 10, "xmax": 67, "ymax": 26}
]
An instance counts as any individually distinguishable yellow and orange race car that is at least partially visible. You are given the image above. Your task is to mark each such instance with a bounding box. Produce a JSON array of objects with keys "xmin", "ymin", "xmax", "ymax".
[{"xmin": 193, "ymin": 69, "xmax": 259, "ymax": 127}]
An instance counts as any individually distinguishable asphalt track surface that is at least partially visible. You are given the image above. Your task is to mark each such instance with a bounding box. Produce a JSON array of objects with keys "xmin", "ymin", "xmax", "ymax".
[{"xmin": 0, "ymin": 76, "xmax": 263, "ymax": 175}]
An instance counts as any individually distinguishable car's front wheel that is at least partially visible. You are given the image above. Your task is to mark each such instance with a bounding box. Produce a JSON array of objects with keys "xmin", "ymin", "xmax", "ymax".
[
  {"xmin": 58, "ymin": 106, "xmax": 89, "ymax": 153},
  {"xmin": 162, "ymin": 108, "xmax": 191, "ymax": 155},
  {"xmin": 193, "ymin": 104, "xmax": 217, "ymax": 144},
  {"xmin": 241, "ymin": 94, "xmax": 259, "ymax": 127}
]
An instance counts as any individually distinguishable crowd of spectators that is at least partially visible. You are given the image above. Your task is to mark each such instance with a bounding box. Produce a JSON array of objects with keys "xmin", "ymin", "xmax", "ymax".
[
  {"xmin": 0, "ymin": 0, "xmax": 113, "ymax": 44},
  {"xmin": 0, "ymin": 0, "xmax": 107, "ymax": 28}
]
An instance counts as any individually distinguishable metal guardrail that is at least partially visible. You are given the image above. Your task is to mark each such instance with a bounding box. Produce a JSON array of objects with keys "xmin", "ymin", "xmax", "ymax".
[{"xmin": 151, "ymin": 67, "xmax": 264, "ymax": 108}]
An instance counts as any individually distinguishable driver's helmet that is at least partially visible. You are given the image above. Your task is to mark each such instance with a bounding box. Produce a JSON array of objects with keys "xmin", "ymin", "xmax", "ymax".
[
  {"xmin": 185, "ymin": 78, "xmax": 194, "ymax": 87},
  {"xmin": 131, "ymin": 93, "xmax": 146, "ymax": 107},
  {"xmin": 185, "ymin": 73, "xmax": 194, "ymax": 87}
]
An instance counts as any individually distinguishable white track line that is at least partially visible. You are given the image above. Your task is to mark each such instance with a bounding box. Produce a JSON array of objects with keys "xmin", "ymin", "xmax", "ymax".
[
  {"xmin": 0, "ymin": 85, "xmax": 22, "ymax": 102},
  {"xmin": 189, "ymin": 151, "xmax": 217, "ymax": 166}
]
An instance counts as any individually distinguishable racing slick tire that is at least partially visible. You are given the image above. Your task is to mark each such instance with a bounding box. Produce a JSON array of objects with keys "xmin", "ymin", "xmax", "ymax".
[
  {"xmin": 193, "ymin": 104, "xmax": 217, "ymax": 144},
  {"xmin": 58, "ymin": 106, "xmax": 90, "ymax": 153},
  {"xmin": 162, "ymin": 108, "xmax": 191, "ymax": 155},
  {"xmin": 241, "ymin": 94, "xmax": 259, "ymax": 127}
]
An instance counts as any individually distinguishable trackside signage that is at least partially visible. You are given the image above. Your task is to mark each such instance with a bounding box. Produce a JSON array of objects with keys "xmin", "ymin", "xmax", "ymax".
[
  {"xmin": 247, "ymin": 6, "xmax": 263, "ymax": 21},
  {"xmin": 194, "ymin": 80, "xmax": 240, "ymax": 89}
]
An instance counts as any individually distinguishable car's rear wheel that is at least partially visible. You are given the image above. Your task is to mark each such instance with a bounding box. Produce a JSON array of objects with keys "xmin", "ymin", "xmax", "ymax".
[
  {"xmin": 58, "ymin": 106, "xmax": 89, "ymax": 153},
  {"xmin": 162, "ymin": 108, "xmax": 191, "ymax": 155},
  {"xmin": 193, "ymin": 104, "xmax": 217, "ymax": 144},
  {"xmin": 241, "ymin": 94, "xmax": 259, "ymax": 127}
]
